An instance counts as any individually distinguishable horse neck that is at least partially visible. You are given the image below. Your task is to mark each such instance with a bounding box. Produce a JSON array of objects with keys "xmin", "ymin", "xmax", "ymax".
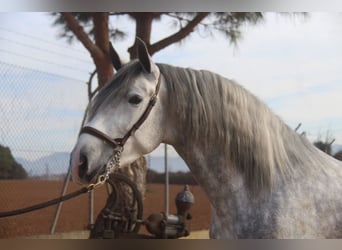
[
  {"xmin": 172, "ymin": 137, "xmax": 256, "ymax": 216},
  {"xmin": 159, "ymin": 65, "xmax": 327, "ymax": 196}
]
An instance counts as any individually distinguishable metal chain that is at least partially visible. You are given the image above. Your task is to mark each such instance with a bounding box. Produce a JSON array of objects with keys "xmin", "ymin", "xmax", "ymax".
[
  {"xmin": 105, "ymin": 147, "xmax": 123, "ymax": 179},
  {"xmin": 88, "ymin": 146, "xmax": 123, "ymax": 191}
]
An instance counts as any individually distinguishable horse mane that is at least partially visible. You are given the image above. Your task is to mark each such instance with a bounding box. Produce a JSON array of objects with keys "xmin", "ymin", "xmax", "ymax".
[{"xmin": 157, "ymin": 63, "xmax": 324, "ymax": 192}]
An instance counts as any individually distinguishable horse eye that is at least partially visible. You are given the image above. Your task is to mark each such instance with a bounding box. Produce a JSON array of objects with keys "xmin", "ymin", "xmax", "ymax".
[{"xmin": 128, "ymin": 95, "xmax": 143, "ymax": 105}]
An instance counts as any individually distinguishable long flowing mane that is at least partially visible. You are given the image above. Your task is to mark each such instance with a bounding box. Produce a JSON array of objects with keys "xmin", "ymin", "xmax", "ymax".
[{"xmin": 157, "ymin": 63, "xmax": 324, "ymax": 191}]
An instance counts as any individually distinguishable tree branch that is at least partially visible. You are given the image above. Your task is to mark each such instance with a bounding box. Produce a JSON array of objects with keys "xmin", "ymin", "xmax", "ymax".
[
  {"xmin": 61, "ymin": 12, "xmax": 113, "ymax": 86},
  {"xmin": 93, "ymin": 13, "xmax": 110, "ymax": 54},
  {"xmin": 149, "ymin": 12, "xmax": 210, "ymax": 55},
  {"xmin": 60, "ymin": 12, "xmax": 103, "ymax": 57}
]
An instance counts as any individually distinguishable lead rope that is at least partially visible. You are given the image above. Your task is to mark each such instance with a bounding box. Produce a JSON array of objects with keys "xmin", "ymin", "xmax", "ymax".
[
  {"xmin": 0, "ymin": 183, "xmax": 100, "ymax": 218},
  {"xmin": 0, "ymin": 148, "xmax": 123, "ymax": 218}
]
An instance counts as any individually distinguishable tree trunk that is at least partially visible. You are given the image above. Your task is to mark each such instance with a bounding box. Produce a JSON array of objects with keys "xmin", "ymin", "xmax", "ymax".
[
  {"xmin": 92, "ymin": 13, "xmax": 113, "ymax": 87},
  {"xmin": 61, "ymin": 12, "xmax": 113, "ymax": 87},
  {"xmin": 127, "ymin": 13, "xmax": 155, "ymax": 59}
]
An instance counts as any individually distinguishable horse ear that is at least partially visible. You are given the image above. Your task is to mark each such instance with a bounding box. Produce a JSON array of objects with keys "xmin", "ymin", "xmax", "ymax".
[
  {"xmin": 136, "ymin": 37, "xmax": 151, "ymax": 73},
  {"xmin": 109, "ymin": 42, "xmax": 122, "ymax": 71}
]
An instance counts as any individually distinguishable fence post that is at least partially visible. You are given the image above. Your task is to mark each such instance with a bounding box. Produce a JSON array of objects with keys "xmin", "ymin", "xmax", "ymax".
[
  {"xmin": 164, "ymin": 143, "xmax": 169, "ymax": 216},
  {"xmin": 88, "ymin": 189, "xmax": 94, "ymax": 230},
  {"xmin": 50, "ymin": 165, "xmax": 72, "ymax": 234}
]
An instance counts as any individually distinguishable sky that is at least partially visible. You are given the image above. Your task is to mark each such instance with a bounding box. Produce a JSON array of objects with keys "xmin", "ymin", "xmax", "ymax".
[{"xmin": 0, "ymin": 12, "xmax": 341, "ymax": 165}]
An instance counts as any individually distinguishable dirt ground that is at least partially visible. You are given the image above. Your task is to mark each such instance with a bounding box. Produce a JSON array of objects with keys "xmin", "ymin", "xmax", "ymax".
[{"xmin": 0, "ymin": 180, "xmax": 210, "ymax": 238}]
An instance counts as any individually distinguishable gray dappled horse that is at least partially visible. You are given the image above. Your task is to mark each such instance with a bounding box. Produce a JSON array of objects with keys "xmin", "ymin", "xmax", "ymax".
[{"xmin": 70, "ymin": 39, "xmax": 342, "ymax": 238}]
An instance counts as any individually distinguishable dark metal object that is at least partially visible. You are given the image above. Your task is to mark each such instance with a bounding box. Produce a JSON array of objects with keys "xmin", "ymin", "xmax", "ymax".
[
  {"xmin": 89, "ymin": 173, "xmax": 143, "ymax": 239},
  {"xmin": 175, "ymin": 185, "xmax": 195, "ymax": 217},
  {"xmin": 90, "ymin": 177, "xmax": 195, "ymax": 239},
  {"xmin": 144, "ymin": 185, "xmax": 194, "ymax": 238}
]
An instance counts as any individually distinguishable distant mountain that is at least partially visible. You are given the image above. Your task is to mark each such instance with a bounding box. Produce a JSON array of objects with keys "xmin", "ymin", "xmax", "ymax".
[
  {"xmin": 16, "ymin": 152, "xmax": 70, "ymax": 177},
  {"xmin": 15, "ymin": 152, "xmax": 190, "ymax": 177}
]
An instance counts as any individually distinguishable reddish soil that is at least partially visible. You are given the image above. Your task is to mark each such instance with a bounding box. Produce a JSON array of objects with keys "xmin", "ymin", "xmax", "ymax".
[{"xmin": 0, "ymin": 180, "xmax": 210, "ymax": 238}]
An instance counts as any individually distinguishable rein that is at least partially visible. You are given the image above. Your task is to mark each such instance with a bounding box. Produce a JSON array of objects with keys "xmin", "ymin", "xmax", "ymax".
[{"xmin": 0, "ymin": 178, "xmax": 103, "ymax": 218}]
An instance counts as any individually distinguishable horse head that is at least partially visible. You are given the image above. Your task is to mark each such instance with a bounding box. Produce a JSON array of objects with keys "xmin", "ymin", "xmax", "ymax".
[{"xmin": 70, "ymin": 39, "xmax": 164, "ymax": 184}]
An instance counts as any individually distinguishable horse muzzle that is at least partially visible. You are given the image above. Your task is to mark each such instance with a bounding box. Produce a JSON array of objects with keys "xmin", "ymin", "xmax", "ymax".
[{"xmin": 70, "ymin": 146, "xmax": 100, "ymax": 185}]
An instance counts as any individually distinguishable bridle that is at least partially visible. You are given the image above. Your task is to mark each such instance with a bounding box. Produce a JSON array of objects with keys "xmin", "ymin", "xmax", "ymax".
[{"xmin": 79, "ymin": 74, "xmax": 161, "ymax": 184}]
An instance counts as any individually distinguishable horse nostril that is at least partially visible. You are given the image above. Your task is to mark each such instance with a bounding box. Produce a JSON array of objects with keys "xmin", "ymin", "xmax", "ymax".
[{"xmin": 78, "ymin": 153, "xmax": 88, "ymax": 179}]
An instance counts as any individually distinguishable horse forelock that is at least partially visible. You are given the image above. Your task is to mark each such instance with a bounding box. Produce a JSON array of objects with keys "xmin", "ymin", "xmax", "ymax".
[{"xmin": 157, "ymin": 63, "xmax": 326, "ymax": 192}]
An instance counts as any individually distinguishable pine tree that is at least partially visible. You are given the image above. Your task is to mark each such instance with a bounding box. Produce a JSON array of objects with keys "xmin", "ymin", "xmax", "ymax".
[{"xmin": 0, "ymin": 145, "xmax": 27, "ymax": 179}]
